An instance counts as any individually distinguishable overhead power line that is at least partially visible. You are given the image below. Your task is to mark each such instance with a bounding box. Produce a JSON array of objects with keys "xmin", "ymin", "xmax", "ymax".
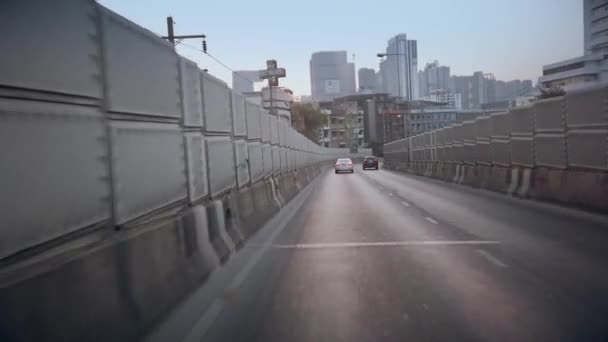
[
  {"xmin": 177, "ymin": 41, "xmax": 258, "ymax": 84},
  {"xmin": 150, "ymin": 19, "xmax": 257, "ymax": 86}
]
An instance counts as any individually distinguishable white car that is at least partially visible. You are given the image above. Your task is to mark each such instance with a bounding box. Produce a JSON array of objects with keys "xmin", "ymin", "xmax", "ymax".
[{"xmin": 335, "ymin": 158, "xmax": 354, "ymax": 174}]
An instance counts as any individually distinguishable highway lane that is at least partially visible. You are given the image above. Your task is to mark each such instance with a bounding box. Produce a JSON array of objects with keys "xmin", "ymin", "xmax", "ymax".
[{"xmin": 158, "ymin": 166, "xmax": 608, "ymax": 342}]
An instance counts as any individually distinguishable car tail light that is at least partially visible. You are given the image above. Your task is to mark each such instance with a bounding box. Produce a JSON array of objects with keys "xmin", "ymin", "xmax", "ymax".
[
  {"xmin": 336, "ymin": 163, "xmax": 340, "ymax": 166},
  {"xmin": 348, "ymin": 163, "xmax": 353, "ymax": 166}
]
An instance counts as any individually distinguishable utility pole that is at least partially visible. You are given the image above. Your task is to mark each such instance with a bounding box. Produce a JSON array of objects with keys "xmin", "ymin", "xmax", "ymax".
[
  {"xmin": 165, "ymin": 17, "xmax": 175, "ymax": 44},
  {"xmin": 162, "ymin": 16, "xmax": 206, "ymax": 49}
]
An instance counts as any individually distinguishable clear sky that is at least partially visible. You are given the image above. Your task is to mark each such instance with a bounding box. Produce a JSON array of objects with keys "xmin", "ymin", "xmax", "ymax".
[{"xmin": 99, "ymin": 0, "xmax": 583, "ymax": 95}]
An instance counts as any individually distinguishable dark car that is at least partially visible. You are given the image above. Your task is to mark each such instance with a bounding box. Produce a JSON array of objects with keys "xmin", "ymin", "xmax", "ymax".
[{"xmin": 362, "ymin": 156, "xmax": 379, "ymax": 170}]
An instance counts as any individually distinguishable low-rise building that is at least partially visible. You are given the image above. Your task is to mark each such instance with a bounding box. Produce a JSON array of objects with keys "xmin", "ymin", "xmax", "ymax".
[
  {"xmin": 538, "ymin": 0, "xmax": 608, "ymax": 91},
  {"xmin": 419, "ymin": 89, "xmax": 462, "ymax": 109},
  {"xmin": 538, "ymin": 53, "xmax": 608, "ymax": 91}
]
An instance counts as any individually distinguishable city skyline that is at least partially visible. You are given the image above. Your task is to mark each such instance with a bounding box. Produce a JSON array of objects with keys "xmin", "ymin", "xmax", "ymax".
[{"xmin": 98, "ymin": 0, "xmax": 582, "ymax": 96}]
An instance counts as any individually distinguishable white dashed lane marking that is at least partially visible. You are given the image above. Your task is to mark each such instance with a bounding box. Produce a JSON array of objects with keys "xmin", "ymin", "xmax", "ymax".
[
  {"xmin": 425, "ymin": 217, "xmax": 439, "ymax": 225},
  {"xmin": 476, "ymin": 249, "xmax": 508, "ymax": 268}
]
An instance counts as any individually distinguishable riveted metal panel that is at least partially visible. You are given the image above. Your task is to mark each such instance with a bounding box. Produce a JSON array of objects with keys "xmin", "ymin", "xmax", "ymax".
[
  {"xmin": 246, "ymin": 101, "xmax": 261, "ymax": 140},
  {"xmin": 202, "ymin": 72, "xmax": 231, "ymax": 133},
  {"xmin": 206, "ymin": 136, "xmax": 236, "ymax": 196},
  {"xmin": 184, "ymin": 132, "xmax": 207, "ymax": 202},
  {"xmin": 270, "ymin": 115, "xmax": 279, "ymax": 145},
  {"xmin": 535, "ymin": 134, "xmax": 567, "ymax": 169},
  {"xmin": 0, "ymin": 0, "xmax": 102, "ymax": 98},
  {"xmin": 260, "ymin": 110, "xmax": 271, "ymax": 143},
  {"xmin": 101, "ymin": 7, "xmax": 181, "ymax": 117},
  {"xmin": 278, "ymin": 119, "xmax": 286, "ymax": 146},
  {"xmin": 262, "ymin": 144, "xmax": 273, "ymax": 177},
  {"xmin": 233, "ymin": 139, "xmax": 250, "ymax": 187},
  {"xmin": 566, "ymin": 86, "xmax": 608, "ymax": 129},
  {"xmin": 272, "ymin": 146, "xmax": 281, "ymax": 174},
  {"xmin": 490, "ymin": 139, "xmax": 511, "ymax": 167},
  {"xmin": 535, "ymin": 97, "xmax": 566, "ymax": 132},
  {"xmin": 510, "ymin": 105, "xmax": 535, "ymax": 135},
  {"xmin": 475, "ymin": 116, "xmax": 491, "ymax": 139},
  {"xmin": 110, "ymin": 121, "xmax": 186, "ymax": 224},
  {"xmin": 248, "ymin": 142, "xmax": 264, "ymax": 182},
  {"xmin": 0, "ymin": 98, "xmax": 109, "ymax": 259},
  {"xmin": 280, "ymin": 147, "xmax": 288, "ymax": 172},
  {"xmin": 179, "ymin": 58, "xmax": 203, "ymax": 127},
  {"xmin": 490, "ymin": 111, "xmax": 511, "ymax": 138},
  {"xmin": 461, "ymin": 120, "xmax": 476, "ymax": 143},
  {"xmin": 231, "ymin": 91, "xmax": 247, "ymax": 136},
  {"xmin": 567, "ymin": 129, "xmax": 608, "ymax": 170},
  {"xmin": 511, "ymin": 137, "xmax": 535, "ymax": 167}
]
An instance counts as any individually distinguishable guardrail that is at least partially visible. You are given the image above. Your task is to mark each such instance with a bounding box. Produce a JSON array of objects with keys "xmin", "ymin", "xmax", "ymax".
[
  {"xmin": 384, "ymin": 85, "xmax": 608, "ymax": 212},
  {"xmin": 0, "ymin": 1, "xmax": 369, "ymax": 260}
]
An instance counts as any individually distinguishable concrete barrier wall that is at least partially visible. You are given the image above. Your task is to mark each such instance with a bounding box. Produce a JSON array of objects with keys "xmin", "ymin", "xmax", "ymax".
[
  {"xmin": 384, "ymin": 85, "xmax": 608, "ymax": 212},
  {"xmin": 0, "ymin": 2, "xmax": 371, "ymax": 340}
]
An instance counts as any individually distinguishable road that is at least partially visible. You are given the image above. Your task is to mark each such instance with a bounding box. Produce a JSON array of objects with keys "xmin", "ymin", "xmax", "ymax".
[{"xmin": 150, "ymin": 165, "xmax": 608, "ymax": 342}]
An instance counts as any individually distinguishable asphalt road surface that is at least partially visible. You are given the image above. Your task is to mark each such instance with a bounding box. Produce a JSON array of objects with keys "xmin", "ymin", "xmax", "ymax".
[{"xmin": 150, "ymin": 165, "xmax": 608, "ymax": 342}]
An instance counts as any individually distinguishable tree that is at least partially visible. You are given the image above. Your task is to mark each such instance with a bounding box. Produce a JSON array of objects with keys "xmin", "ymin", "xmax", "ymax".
[
  {"xmin": 290, "ymin": 103, "xmax": 326, "ymax": 141},
  {"xmin": 536, "ymin": 84, "xmax": 565, "ymax": 99}
]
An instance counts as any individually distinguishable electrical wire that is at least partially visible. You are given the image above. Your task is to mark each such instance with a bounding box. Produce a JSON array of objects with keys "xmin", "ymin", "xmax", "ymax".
[
  {"xmin": 178, "ymin": 41, "xmax": 258, "ymax": 84},
  {"xmin": 149, "ymin": 29, "xmax": 258, "ymax": 85}
]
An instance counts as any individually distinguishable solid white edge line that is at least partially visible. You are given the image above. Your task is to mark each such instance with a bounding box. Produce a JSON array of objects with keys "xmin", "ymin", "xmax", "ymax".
[
  {"xmin": 476, "ymin": 249, "xmax": 508, "ymax": 268},
  {"xmin": 425, "ymin": 217, "xmax": 439, "ymax": 224},
  {"xmin": 182, "ymin": 180, "xmax": 317, "ymax": 342},
  {"xmin": 274, "ymin": 240, "xmax": 500, "ymax": 249}
]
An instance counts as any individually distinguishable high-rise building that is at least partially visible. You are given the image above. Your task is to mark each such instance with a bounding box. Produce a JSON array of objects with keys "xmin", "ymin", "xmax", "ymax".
[
  {"xmin": 451, "ymin": 72, "xmax": 496, "ymax": 109},
  {"xmin": 380, "ymin": 34, "xmax": 419, "ymax": 100},
  {"xmin": 418, "ymin": 61, "xmax": 450, "ymax": 97},
  {"xmin": 358, "ymin": 68, "xmax": 377, "ymax": 92},
  {"xmin": 495, "ymin": 80, "xmax": 534, "ymax": 101},
  {"xmin": 539, "ymin": 0, "xmax": 608, "ymax": 90},
  {"xmin": 309, "ymin": 51, "xmax": 356, "ymax": 102},
  {"xmin": 585, "ymin": 0, "xmax": 608, "ymax": 55}
]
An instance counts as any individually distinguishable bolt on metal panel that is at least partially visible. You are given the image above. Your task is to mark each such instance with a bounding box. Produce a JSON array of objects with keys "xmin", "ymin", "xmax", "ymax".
[
  {"xmin": 184, "ymin": 132, "xmax": 208, "ymax": 202},
  {"xmin": 179, "ymin": 58, "xmax": 204, "ymax": 127}
]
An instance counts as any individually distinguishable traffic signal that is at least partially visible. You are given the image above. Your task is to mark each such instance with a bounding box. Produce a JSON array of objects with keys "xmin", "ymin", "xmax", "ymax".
[{"xmin": 202, "ymin": 40, "xmax": 207, "ymax": 53}]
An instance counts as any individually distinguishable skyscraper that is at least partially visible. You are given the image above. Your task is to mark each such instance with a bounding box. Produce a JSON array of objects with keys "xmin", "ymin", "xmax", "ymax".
[
  {"xmin": 380, "ymin": 34, "xmax": 418, "ymax": 100},
  {"xmin": 494, "ymin": 79, "xmax": 534, "ymax": 101},
  {"xmin": 451, "ymin": 72, "xmax": 496, "ymax": 109},
  {"xmin": 358, "ymin": 68, "xmax": 376, "ymax": 92},
  {"xmin": 309, "ymin": 51, "xmax": 356, "ymax": 102},
  {"xmin": 418, "ymin": 61, "xmax": 450, "ymax": 97}
]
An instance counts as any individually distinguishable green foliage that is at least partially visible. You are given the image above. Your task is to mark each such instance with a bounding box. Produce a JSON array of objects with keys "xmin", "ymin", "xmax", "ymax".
[{"xmin": 291, "ymin": 103, "xmax": 326, "ymax": 141}]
